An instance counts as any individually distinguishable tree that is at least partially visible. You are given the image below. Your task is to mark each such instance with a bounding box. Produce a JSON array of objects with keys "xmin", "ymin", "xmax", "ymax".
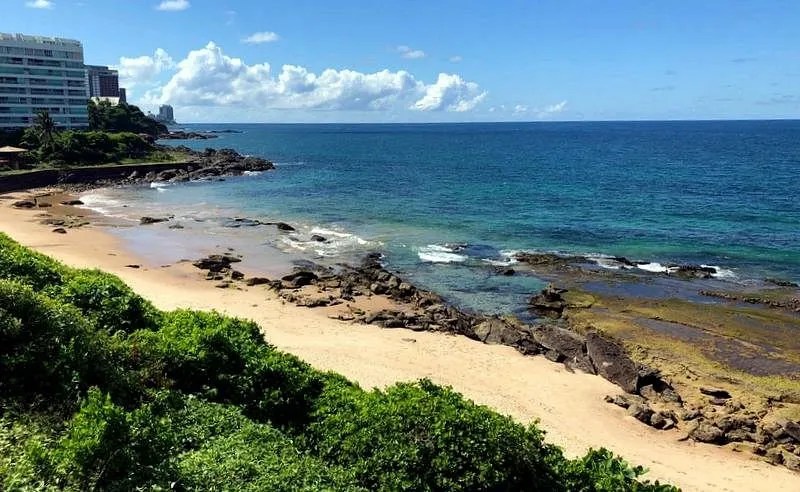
[{"xmin": 33, "ymin": 111, "xmax": 57, "ymax": 150}]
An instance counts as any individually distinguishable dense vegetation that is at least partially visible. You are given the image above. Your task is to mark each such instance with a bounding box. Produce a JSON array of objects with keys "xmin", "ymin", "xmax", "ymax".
[
  {"xmin": 0, "ymin": 233, "xmax": 679, "ymax": 491},
  {"xmin": 1, "ymin": 103, "xmax": 171, "ymax": 170}
]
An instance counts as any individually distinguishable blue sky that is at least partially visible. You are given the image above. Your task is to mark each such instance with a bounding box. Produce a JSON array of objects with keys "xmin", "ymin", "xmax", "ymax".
[{"xmin": 9, "ymin": 0, "xmax": 800, "ymax": 122}]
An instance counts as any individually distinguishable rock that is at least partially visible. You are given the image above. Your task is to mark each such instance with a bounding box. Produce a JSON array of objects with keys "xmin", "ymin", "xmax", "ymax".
[
  {"xmin": 281, "ymin": 270, "xmax": 318, "ymax": 288},
  {"xmin": 627, "ymin": 403, "xmax": 654, "ymax": 424},
  {"xmin": 230, "ymin": 270, "xmax": 245, "ymax": 280},
  {"xmin": 386, "ymin": 276, "xmax": 401, "ymax": 289},
  {"xmin": 690, "ymin": 423, "xmax": 725, "ymax": 444},
  {"xmin": 245, "ymin": 277, "xmax": 270, "ymax": 286},
  {"xmin": 784, "ymin": 452, "xmax": 800, "ymax": 472},
  {"xmin": 215, "ymin": 281, "xmax": 232, "ymax": 289},
  {"xmin": 726, "ymin": 429, "xmax": 754, "ymax": 443},
  {"xmin": 605, "ymin": 394, "xmax": 644, "ymax": 409},
  {"xmin": 140, "ymin": 216, "xmax": 169, "ymax": 225},
  {"xmin": 533, "ymin": 324, "xmax": 594, "ymax": 374},
  {"xmin": 37, "ymin": 202, "xmax": 52, "ymax": 208},
  {"xmin": 52, "ymin": 227, "xmax": 67, "ymax": 234},
  {"xmin": 700, "ymin": 387, "xmax": 731, "ymax": 399},
  {"xmin": 650, "ymin": 412, "xmax": 669, "ymax": 429},
  {"xmin": 12, "ymin": 200, "xmax": 36, "ymax": 208},
  {"xmin": 275, "ymin": 222, "xmax": 295, "ymax": 232},
  {"xmin": 501, "ymin": 268, "xmax": 515, "ymax": 276},
  {"xmin": 777, "ymin": 419, "xmax": 800, "ymax": 442},
  {"xmin": 60, "ymin": 199, "xmax": 84, "ymax": 206},
  {"xmin": 192, "ymin": 254, "xmax": 242, "ymax": 272},
  {"xmin": 585, "ymin": 332, "xmax": 640, "ymax": 394},
  {"xmin": 370, "ymin": 282, "xmax": 387, "ymax": 295},
  {"xmin": 709, "ymin": 397, "xmax": 728, "ymax": 406},
  {"xmin": 473, "ymin": 317, "xmax": 530, "ymax": 346},
  {"xmin": 515, "ymin": 252, "xmax": 586, "ymax": 266},
  {"xmin": 528, "ymin": 284, "xmax": 568, "ymax": 318},
  {"xmin": 765, "ymin": 447, "xmax": 784, "ymax": 465},
  {"xmin": 778, "ymin": 391, "xmax": 800, "ymax": 405},
  {"xmin": 125, "ymin": 264, "xmax": 141, "ymax": 269},
  {"xmin": 764, "ymin": 278, "xmax": 799, "ymax": 288},
  {"xmin": 169, "ymin": 223, "xmax": 185, "ymax": 229},
  {"xmin": 398, "ymin": 282, "xmax": 413, "ymax": 293},
  {"xmin": 679, "ymin": 408, "xmax": 701, "ymax": 421},
  {"xmin": 670, "ymin": 264, "xmax": 717, "ymax": 279},
  {"xmin": 310, "ymin": 234, "xmax": 327, "ymax": 242}
]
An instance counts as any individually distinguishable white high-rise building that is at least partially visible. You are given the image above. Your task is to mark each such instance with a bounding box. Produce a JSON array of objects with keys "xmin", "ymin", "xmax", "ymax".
[{"xmin": 0, "ymin": 33, "xmax": 89, "ymax": 130}]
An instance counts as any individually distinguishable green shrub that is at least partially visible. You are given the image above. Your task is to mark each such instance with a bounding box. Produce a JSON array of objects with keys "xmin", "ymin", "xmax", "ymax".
[
  {"xmin": 308, "ymin": 379, "xmax": 563, "ymax": 491},
  {"xmin": 130, "ymin": 310, "xmax": 324, "ymax": 428},
  {"xmin": 174, "ymin": 398, "xmax": 364, "ymax": 491},
  {"xmin": 0, "ymin": 233, "xmax": 66, "ymax": 290},
  {"xmin": 57, "ymin": 270, "xmax": 161, "ymax": 334},
  {"xmin": 560, "ymin": 448, "xmax": 680, "ymax": 492},
  {"xmin": 0, "ymin": 414, "xmax": 59, "ymax": 491},
  {"xmin": 41, "ymin": 388, "xmax": 175, "ymax": 491}
]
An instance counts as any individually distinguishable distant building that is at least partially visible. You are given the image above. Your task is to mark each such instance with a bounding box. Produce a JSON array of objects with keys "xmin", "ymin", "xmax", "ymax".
[
  {"xmin": 157, "ymin": 104, "xmax": 175, "ymax": 124},
  {"xmin": 0, "ymin": 32, "xmax": 89, "ymax": 129},
  {"xmin": 86, "ymin": 64, "xmax": 119, "ymax": 98},
  {"xmin": 118, "ymin": 87, "xmax": 127, "ymax": 103}
]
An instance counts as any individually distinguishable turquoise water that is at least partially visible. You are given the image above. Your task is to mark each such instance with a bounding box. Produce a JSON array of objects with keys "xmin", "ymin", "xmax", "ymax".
[{"xmin": 84, "ymin": 121, "xmax": 800, "ymax": 316}]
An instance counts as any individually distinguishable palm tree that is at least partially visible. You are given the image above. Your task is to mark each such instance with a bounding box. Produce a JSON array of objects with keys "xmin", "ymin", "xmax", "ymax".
[{"xmin": 33, "ymin": 111, "xmax": 57, "ymax": 150}]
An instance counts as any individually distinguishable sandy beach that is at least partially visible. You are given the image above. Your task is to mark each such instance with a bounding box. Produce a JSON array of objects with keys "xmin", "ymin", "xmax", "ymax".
[{"xmin": 2, "ymin": 192, "xmax": 798, "ymax": 491}]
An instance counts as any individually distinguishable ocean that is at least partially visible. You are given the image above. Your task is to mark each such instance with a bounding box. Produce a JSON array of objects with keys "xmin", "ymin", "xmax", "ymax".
[{"xmin": 81, "ymin": 120, "xmax": 800, "ymax": 317}]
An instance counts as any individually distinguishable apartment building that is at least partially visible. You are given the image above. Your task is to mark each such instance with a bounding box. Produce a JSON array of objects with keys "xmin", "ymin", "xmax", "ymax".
[
  {"xmin": 86, "ymin": 64, "xmax": 120, "ymax": 98},
  {"xmin": 0, "ymin": 33, "xmax": 89, "ymax": 129}
]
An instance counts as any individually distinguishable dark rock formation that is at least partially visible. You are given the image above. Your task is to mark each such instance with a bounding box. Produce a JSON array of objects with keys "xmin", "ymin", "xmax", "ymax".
[
  {"xmin": 12, "ymin": 200, "xmax": 36, "ymax": 208},
  {"xmin": 281, "ymin": 271, "xmax": 318, "ymax": 288},
  {"xmin": 192, "ymin": 254, "xmax": 241, "ymax": 272},
  {"xmin": 585, "ymin": 332, "xmax": 640, "ymax": 393},
  {"xmin": 670, "ymin": 264, "xmax": 717, "ymax": 279},
  {"xmin": 533, "ymin": 324, "xmax": 595, "ymax": 374},
  {"xmin": 275, "ymin": 222, "xmax": 295, "ymax": 232},
  {"xmin": 310, "ymin": 234, "xmax": 327, "ymax": 242},
  {"xmin": 245, "ymin": 277, "xmax": 271, "ymax": 286},
  {"xmin": 690, "ymin": 423, "xmax": 725, "ymax": 444},
  {"xmin": 528, "ymin": 284, "xmax": 568, "ymax": 318},
  {"xmin": 140, "ymin": 216, "xmax": 169, "ymax": 225},
  {"xmin": 515, "ymin": 252, "xmax": 587, "ymax": 266},
  {"xmin": 160, "ymin": 131, "xmax": 218, "ymax": 140},
  {"xmin": 60, "ymin": 199, "xmax": 84, "ymax": 206},
  {"xmin": 700, "ymin": 387, "xmax": 731, "ymax": 399},
  {"xmin": 52, "ymin": 227, "xmax": 66, "ymax": 234}
]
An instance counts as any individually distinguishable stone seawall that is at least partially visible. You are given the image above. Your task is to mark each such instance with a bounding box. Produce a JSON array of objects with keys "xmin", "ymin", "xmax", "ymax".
[{"xmin": 0, "ymin": 162, "xmax": 193, "ymax": 194}]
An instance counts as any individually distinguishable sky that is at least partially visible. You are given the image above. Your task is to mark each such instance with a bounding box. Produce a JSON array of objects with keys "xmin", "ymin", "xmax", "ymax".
[{"xmin": 7, "ymin": 0, "xmax": 800, "ymax": 123}]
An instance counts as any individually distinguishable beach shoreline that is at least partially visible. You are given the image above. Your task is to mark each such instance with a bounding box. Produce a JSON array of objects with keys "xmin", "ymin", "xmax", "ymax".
[{"xmin": 3, "ymin": 188, "xmax": 799, "ymax": 490}]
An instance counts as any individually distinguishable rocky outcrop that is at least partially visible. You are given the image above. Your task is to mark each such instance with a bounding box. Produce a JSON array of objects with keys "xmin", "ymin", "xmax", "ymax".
[
  {"xmin": 160, "ymin": 131, "xmax": 218, "ymax": 140},
  {"xmin": 585, "ymin": 332, "xmax": 642, "ymax": 393},
  {"xmin": 699, "ymin": 290, "xmax": 800, "ymax": 313},
  {"xmin": 140, "ymin": 216, "xmax": 169, "ymax": 225},
  {"xmin": 515, "ymin": 252, "xmax": 587, "ymax": 267},
  {"xmin": 12, "ymin": 200, "xmax": 36, "ymax": 208},
  {"xmin": 528, "ymin": 284, "xmax": 568, "ymax": 318}
]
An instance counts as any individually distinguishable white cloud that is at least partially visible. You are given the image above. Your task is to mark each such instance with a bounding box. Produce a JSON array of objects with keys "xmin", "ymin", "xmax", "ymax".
[
  {"xmin": 513, "ymin": 104, "xmax": 528, "ymax": 114},
  {"xmin": 537, "ymin": 100, "xmax": 567, "ymax": 117},
  {"xmin": 242, "ymin": 31, "xmax": 280, "ymax": 44},
  {"xmin": 156, "ymin": 0, "xmax": 189, "ymax": 11},
  {"xmin": 413, "ymin": 73, "xmax": 487, "ymax": 112},
  {"xmin": 25, "ymin": 0, "xmax": 53, "ymax": 8},
  {"xmin": 397, "ymin": 45, "xmax": 426, "ymax": 59},
  {"xmin": 449, "ymin": 55, "xmax": 462, "ymax": 63},
  {"xmin": 116, "ymin": 48, "xmax": 176, "ymax": 88},
  {"xmin": 137, "ymin": 42, "xmax": 485, "ymax": 115}
]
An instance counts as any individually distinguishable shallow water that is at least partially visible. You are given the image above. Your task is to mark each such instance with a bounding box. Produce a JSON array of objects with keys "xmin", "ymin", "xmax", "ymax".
[{"xmin": 80, "ymin": 121, "xmax": 800, "ymax": 315}]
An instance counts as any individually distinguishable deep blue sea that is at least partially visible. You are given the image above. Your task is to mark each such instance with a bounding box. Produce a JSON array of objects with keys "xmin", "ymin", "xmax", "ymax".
[{"xmin": 83, "ymin": 121, "xmax": 800, "ymax": 316}]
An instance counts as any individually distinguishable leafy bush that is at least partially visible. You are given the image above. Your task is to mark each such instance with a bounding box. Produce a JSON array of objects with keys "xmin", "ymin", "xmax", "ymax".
[
  {"xmin": 130, "ymin": 310, "xmax": 324, "ymax": 428},
  {"xmin": 57, "ymin": 270, "xmax": 161, "ymax": 334},
  {"xmin": 0, "ymin": 233, "xmax": 66, "ymax": 290},
  {"xmin": 560, "ymin": 448, "xmax": 680, "ymax": 492},
  {"xmin": 0, "ymin": 281, "xmax": 101, "ymax": 404},
  {"xmin": 308, "ymin": 379, "xmax": 563, "ymax": 491},
  {"xmin": 174, "ymin": 398, "xmax": 364, "ymax": 491},
  {"xmin": 38, "ymin": 389, "xmax": 175, "ymax": 491}
]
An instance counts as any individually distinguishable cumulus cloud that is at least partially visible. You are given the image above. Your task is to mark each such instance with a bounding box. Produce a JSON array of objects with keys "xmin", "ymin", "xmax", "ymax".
[
  {"xmin": 242, "ymin": 31, "xmax": 280, "ymax": 44},
  {"xmin": 397, "ymin": 45, "xmax": 426, "ymax": 59},
  {"xmin": 116, "ymin": 48, "xmax": 176, "ymax": 87},
  {"xmin": 538, "ymin": 100, "xmax": 567, "ymax": 116},
  {"xmin": 139, "ymin": 42, "xmax": 486, "ymax": 114},
  {"xmin": 156, "ymin": 0, "xmax": 189, "ymax": 11},
  {"xmin": 25, "ymin": 0, "xmax": 53, "ymax": 8},
  {"xmin": 413, "ymin": 73, "xmax": 487, "ymax": 112},
  {"xmin": 513, "ymin": 104, "xmax": 528, "ymax": 114}
]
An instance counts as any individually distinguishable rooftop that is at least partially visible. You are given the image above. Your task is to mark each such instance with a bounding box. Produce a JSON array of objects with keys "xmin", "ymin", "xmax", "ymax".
[{"xmin": 0, "ymin": 32, "xmax": 82, "ymax": 48}]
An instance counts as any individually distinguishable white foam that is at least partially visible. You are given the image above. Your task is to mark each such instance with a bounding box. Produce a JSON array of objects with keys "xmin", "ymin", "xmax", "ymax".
[
  {"xmin": 637, "ymin": 262, "xmax": 669, "ymax": 273},
  {"xmin": 418, "ymin": 244, "xmax": 467, "ymax": 263},
  {"xmin": 588, "ymin": 255, "xmax": 628, "ymax": 270},
  {"xmin": 77, "ymin": 193, "xmax": 126, "ymax": 216},
  {"xmin": 149, "ymin": 182, "xmax": 169, "ymax": 188},
  {"xmin": 482, "ymin": 257, "xmax": 518, "ymax": 267},
  {"xmin": 702, "ymin": 265, "xmax": 737, "ymax": 280},
  {"xmin": 243, "ymin": 171, "xmax": 261, "ymax": 176}
]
